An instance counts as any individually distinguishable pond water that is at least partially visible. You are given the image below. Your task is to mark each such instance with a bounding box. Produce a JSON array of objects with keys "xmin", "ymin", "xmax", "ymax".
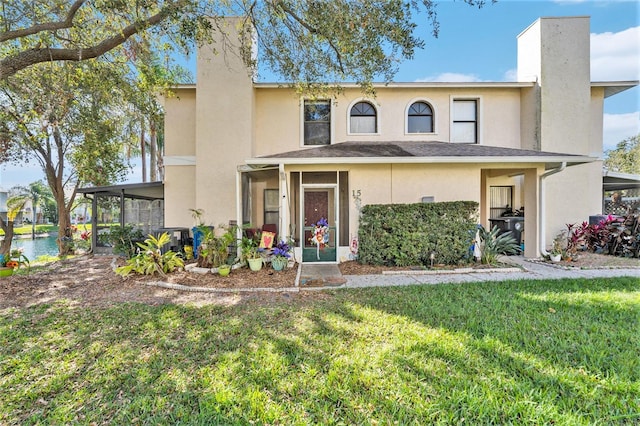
[{"xmin": 9, "ymin": 235, "xmax": 59, "ymax": 260}]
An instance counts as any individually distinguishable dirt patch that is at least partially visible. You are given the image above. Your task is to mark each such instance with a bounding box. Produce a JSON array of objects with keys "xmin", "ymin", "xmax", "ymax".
[
  {"xmin": 0, "ymin": 252, "xmax": 637, "ymax": 309},
  {"xmin": 0, "ymin": 256, "xmax": 301, "ymax": 310}
]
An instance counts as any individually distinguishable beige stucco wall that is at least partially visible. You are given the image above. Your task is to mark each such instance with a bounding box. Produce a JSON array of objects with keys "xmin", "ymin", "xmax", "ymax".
[
  {"xmin": 254, "ymin": 86, "xmax": 523, "ymax": 151},
  {"xmin": 163, "ymin": 89, "xmax": 197, "ymax": 227},
  {"xmin": 164, "ymin": 166, "xmax": 196, "ymax": 227},
  {"xmin": 164, "ymin": 89, "xmax": 196, "ymax": 156},
  {"xmin": 543, "ymin": 162, "xmax": 603, "ymax": 246},
  {"xmin": 519, "ymin": 17, "xmax": 591, "ymax": 155},
  {"xmin": 194, "ymin": 18, "xmax": 254, "ymax": 227}
]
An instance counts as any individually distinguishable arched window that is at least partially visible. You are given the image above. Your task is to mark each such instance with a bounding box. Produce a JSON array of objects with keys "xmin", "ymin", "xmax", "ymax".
[
  {"xmin": 350, "ymin": 101, "xmax": 377, "ymax": 133},
  {"xmin": 407, "ymin": 101, "xmax": 433, "ymax": 133}
]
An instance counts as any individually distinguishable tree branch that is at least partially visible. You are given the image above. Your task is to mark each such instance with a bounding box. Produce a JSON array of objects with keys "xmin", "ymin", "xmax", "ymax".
[
  {"xmin": 0, "ymin": 0, "xmax": 86, "ymax": 43},
  {"xmin": 273, "ymin": 1, "xmax": 345, "ymax": 74},
  {"xmin": 0, "ymin": 1, "xmax": 184, "ymax": 79}
]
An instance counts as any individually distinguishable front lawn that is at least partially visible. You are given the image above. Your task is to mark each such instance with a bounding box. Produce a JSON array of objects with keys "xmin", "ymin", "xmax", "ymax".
[{"xmin": 1, "ymin": 277, "xmax": 638, "ymax": 424}]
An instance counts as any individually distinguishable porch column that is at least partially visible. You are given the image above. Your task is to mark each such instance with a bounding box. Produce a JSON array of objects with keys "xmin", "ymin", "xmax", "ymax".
[
  {"xmin": 523, "ymin": 168, "xmax": 540, "ymax": 258},
  {"xmin": 279, "ymin": 164, "xmax": 289, "ymax": 242},
  {"xmin": 91, "ymin": 195, "xmax": 98, "ymax": 253}
]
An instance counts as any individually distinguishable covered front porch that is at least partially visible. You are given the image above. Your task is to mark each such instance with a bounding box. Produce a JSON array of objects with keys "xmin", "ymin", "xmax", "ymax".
[{"xmin": 241, "ymin": 141, "xmax": 596, "ymax": 261}]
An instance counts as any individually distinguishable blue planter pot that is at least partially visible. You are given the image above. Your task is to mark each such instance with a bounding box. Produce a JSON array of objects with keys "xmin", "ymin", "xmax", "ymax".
[{"xmin": 271, "ymin": 257, "xmax": 288, "ymax": 271}]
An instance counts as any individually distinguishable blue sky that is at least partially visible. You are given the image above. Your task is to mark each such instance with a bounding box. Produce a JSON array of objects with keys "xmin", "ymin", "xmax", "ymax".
[{"xmin": 1, "ymin": 0, "xmax": 638, "ymax": 190}]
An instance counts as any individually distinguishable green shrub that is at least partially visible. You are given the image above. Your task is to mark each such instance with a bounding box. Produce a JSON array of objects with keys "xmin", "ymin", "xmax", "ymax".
[
  {"xmin": 107, "ymin": 225, "xmax": 145, "ymax": 258},
  {"xmin": 358, "ymin": 201, "xmax": 478, "ymax": 266},
  {"xmin": 115, "ymin": 233, "xmax": 184, "ymax": 277}
]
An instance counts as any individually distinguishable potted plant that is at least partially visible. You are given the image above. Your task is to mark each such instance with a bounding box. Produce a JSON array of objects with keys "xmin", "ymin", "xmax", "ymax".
[
  {"xmin": 271, "ymin": 239, "xmax": 291, "ymax": 271},
  {"xmin": 197, "ymin": 225, "xmax": 234, "ymax": 269},
  {"xmin": 240, "ymin": 231, "xmax": 264, "ymax": 271},
  {"xmin": 0, "ymin": 248, "xmax": 30, "ymax": 277},
  {"xmin": 217, "ymin": 263, "xmax": 231, "ymax": 277},
  {"xmin": 550, "ymin": 231, "xmax": 565, "ymax": 262}
]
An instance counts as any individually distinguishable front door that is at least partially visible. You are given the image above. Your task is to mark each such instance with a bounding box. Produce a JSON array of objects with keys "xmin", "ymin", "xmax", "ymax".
[{"xmin": 302, "ymin": 188, "xmax": 337, "ymax": 262}]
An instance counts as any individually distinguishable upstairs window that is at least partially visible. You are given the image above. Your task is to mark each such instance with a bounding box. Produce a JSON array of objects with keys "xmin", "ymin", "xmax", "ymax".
[
  {"xmin": 452, "ymin": 99, "xmax": 478, "ymax": 143},
  {"xmin": 407, "ymin": 101, "xmax": 433, "ymax": 133},
  {"xmin": 304, "ymin": 100, "xmax": 331, "ymax": 145},
  {"xmin": 349, "ymin": 101, "xmax": 377, "ymax": 134}
]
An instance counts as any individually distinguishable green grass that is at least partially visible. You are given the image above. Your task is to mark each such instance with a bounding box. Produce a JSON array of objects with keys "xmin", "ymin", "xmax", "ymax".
[
  {"xmin": 0, "ymin": 224, "xmax": 58, "ymax": 236},
  {"xmin": 1, "ymin": 278, "xmax": 638, "ymax": 425}
]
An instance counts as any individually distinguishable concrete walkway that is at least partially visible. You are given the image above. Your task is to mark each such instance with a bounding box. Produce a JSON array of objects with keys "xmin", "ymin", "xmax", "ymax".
[{"xmin": 300, "ymin": 257, "xmax": 640, "ymax": 290}]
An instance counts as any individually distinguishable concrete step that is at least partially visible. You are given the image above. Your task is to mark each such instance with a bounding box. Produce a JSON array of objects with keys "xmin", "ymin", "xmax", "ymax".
[{"xmin": 299, "ymin": 264, "xmax": 347, "ymax": 287}]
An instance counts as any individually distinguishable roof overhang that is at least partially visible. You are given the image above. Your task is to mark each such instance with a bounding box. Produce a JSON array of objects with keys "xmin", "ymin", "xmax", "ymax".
[
  {"xmin": 603, "ymin": 170, "xmax": 640, "ymax": 191},
  {"xmin": 591, "ymin": 81, "xmax": 639, "ymax": 98},
  {"xmin": 245, "ymin": 141, "xmax": 596, "ymax": 169},
  {"xmin": 254, "ymin": 81, "xmax": 536, "ymax": 90},
  {"xmin": 77, "ymin": 181, "xmax": 164, "ymax": 201}
]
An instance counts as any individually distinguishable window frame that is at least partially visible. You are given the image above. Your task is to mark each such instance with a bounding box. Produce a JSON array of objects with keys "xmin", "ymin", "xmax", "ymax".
[
  {"xmin": 450, "ymin": 97, "xmax": 481, "ymax": 144},
  {"xmin": 405, "ymin": 99, "xmax": 436, "ymax": 134},
  {"xmin": 301, "ymin": 99, "xmax": 333, "ymax": 146},
  {"xmin": 347, "ymin": 99, "xmax": 379, "ymax": 135}
]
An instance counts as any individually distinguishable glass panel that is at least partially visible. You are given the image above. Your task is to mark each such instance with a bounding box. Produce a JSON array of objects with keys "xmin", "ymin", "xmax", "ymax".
[
  {"xmin": 304, "ymin": 101, "xmax": 331, "ymax": 121},
  {"xmin": 452, "ymin": 122, "xmax": 476, "ymax": 143},
  {"xmin": 408, "ymin": 115, "xmax": 432, "ymax": 133},
  {"xmin": 304, "ymin": 122, "xmax": 330, "ymax": 145},
  {"xmin": 351, "ymin": 102, "xmax": 375, "ymax": 116},
  {"xmin": 453, "ymin": 100, "xmax": 476, "ymax": 121},
  {"xmin": 302, "ymin": 171, "xmax": 337, "ymax": 184},
  {"xmin": 350, "ymin": 116, "xmax": 376, "ymax": 133},
  {"xmin": 264, "ymin": 189, "xmax": 279, "ymax": 210},
  {"xmin": 409, "ymin": 102, "xmax": 432, "ymax": 115}
]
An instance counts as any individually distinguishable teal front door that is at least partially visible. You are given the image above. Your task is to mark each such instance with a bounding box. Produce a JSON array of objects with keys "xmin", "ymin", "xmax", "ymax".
[{"xmin": 302, "ymin": 188, "xmax": 337, "ymax": 262}]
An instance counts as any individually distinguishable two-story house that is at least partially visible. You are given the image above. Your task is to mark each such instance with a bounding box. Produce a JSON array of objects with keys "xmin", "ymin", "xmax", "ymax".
[{"xmin": 162, "ymin": 16, "xmax": 637, "ymax": 262}]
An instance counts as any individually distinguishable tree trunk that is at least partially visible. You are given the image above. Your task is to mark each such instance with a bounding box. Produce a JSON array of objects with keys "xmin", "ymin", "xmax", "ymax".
[
  {"xmin": 150, "ymin": 119, "xmax": 157, "ymax": 182},
  {"xmin": 140, "ymin": 118, "xmax": 147, "ymax": 183},
  {"xmin": 0, "ymin": 219, "xmax": 15, "ymax": 255},
  {"xmin": 56, "ymin": 207, "xmax": 74, "ymax": 256}
]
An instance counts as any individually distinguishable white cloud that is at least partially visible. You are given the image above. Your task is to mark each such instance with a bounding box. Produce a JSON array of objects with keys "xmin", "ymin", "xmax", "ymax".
[
  {"xmin": 603, "ymin": 112, "xmax": 640, "ymax": 151},
  {"xmin": 591, "ymin": 26, "xmax": 640, "ymax": 81},
  {"xmin": 415, "ymin": 72, "xmax": 484, "ymax": 83},
  {"xmin": 503, "ymin": 68, "xmax": 518, "ymax": 81}
]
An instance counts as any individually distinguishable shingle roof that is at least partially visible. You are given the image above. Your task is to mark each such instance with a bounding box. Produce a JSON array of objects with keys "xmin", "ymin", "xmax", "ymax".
[{"xmin": 257, "ymin": 141, "xmax": 588, "ymax": 160}]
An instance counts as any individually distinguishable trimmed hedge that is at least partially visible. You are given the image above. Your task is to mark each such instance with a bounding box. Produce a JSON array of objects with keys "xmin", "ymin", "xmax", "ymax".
[{"xmin": 358, "ymin": 201, "xmax": 479, "ymax": 266}]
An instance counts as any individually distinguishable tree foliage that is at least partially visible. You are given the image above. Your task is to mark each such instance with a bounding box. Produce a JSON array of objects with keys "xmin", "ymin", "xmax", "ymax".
[
  {"xmin": 604, "ymin": 134, "xmax": 640, "ymax": 175},
  {"xmin": 1, "ymin": 0, "xmax": 491, "ymax": 86},
  {"xmin": 0, "ymin": 60, "xmax": 135, "ymax": 254}
]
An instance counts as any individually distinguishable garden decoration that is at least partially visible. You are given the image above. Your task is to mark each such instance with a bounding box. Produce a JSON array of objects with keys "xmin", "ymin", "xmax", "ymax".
[{"xmin": 310, "ymin": 217, "xmax": 330, "ymax": 260}]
